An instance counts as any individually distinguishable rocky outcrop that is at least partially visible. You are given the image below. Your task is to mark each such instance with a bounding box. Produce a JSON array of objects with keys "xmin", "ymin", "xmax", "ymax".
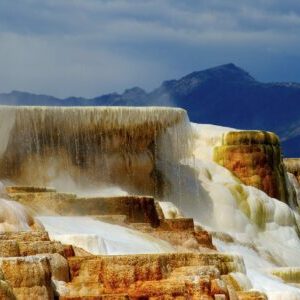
[
  {"xmin": 0, "ymin": 231, "xmax": 74, "ymax": 258},
  {"xmin": 63, "ymin": 253, "xmax": 246, "ymax": 298},
  {"xmin": 0, "ymin": 230, "xmax": 74, "ymax": 300},
  {"xmin": 214, "ymin": 131, "xmax": 288, "ymax": 202},
  {"xmin": 0, "ymin": 256, "xmax": 53, "ymax": 300}
]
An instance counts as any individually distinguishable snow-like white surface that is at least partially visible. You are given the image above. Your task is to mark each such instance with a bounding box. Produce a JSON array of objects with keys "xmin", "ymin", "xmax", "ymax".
[
  {"xmin": 38, "ymin": 216, "xmax": 175, "ymax": 255},
  {"xmin": 0, "ymin": 198, "xmax": 35, "ymax": 231},
  {"xmin": 159, "ymin": 122, "xmax": 300, "ymax": 298}
]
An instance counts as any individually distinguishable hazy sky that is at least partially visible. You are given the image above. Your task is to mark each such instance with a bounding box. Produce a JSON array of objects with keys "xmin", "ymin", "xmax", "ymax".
[{"xmin": 1, "ymin": 0, "xmax": 300, "ymax": 97}]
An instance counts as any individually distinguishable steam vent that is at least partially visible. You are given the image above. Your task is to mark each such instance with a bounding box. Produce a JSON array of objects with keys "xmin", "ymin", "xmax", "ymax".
[{"xmin": 0, "ymin": 106, "xmax": 299, "ymax": 299}]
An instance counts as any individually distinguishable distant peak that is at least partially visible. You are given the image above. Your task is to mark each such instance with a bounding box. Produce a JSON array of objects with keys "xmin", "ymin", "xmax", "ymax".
[
  {"xmin": 221, "ymin": 63, "xmax": 239, "ymax": 69},
  {"xmin": 210, "ymin": 63, "xmax": 252, "ymax": 75},
  {"xmin": 123, "ymin": 87, "xmax": 146, "ymax": 96},
  {"xmin": 10, "ymin": 90, "xmax": 29, "ymax": 95},
  {"xmin": 182, "ymin": 63, "xmax": 256, "ymax": 83}
]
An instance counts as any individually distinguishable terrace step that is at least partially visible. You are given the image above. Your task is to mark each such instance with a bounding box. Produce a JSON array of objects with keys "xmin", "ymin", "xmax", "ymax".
[{"xmin": 7, "ymin": 187, "xmax": 160, "ymax": 226}]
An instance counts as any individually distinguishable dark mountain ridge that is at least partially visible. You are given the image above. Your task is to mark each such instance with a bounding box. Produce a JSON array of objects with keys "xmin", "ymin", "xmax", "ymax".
[{"xmin": 1, "ymin": 63, "xmax": 300, "ymax": 157}]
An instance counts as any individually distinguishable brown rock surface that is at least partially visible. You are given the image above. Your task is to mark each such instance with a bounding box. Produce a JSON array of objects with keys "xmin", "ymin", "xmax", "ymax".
[
  {"xmin": 0, "ymin": 238, "xmax": 74, "ymax": 258},
  {"xmin": 214, "ymin": 131, "xmax": 288, "ymax": 202},
  {"xmin": 0, "ymin": 256, "xmax": 53, "ymax": 299},
  {"xmin": 130, "ymin": 218, "xmax": 215, "ymax": 251},
  {"xmin": 0, "ymin": 279, "xmax": 15, "ymax": 300},
  {"xmin": 237, "ymin": 291, "xmax": 268, "ymax": 300},
  {"xmin": 37, "ymin": 253, "xmax": 70, "ymax": 282},
  {"xmin": 0, "ymin": 229, "xmax": 76, "ymax": 299},
  {"xmin": 67, "ymin": 253, "xmax": 244, "ymax": 289},
  {"xmin": 57, "ymin": 252, "xmax": 269, "ymax": 299},
  {"xmin": 6, "ymin": 186, "xmax": 56, "ymax": 194},
  {"xmin": 60, "ymin": 296, "xmax": 129, "ymax": 300},
  {"xmin": 0, "ymin": 231, "xmax": 50, "ymax": 242}
]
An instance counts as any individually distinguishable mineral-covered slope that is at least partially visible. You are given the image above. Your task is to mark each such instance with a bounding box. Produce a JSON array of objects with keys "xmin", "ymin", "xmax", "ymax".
[
  {"xmin": 0, "ymin": 106, "xmax": 299, "ymax": 299},
  {"xmin": 1, "ymin": 187, "xmax": 260, "ymax": 299}
]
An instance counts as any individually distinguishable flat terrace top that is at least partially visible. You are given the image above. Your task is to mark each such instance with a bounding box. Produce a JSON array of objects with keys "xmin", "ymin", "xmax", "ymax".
[
  {"xmin": 0, "ymin": 105, "xmax": 186, "ymax": 111},
  {"xmin": 0, "ymin": 105, "xmax": 189, "ymax": 131}
]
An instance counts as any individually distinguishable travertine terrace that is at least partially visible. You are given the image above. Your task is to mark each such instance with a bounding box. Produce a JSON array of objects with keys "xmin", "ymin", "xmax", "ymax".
[
  {"xmin": 1, "ymin": 186, "xmax": 267, "ymax": 299},
  {"xmin": 0, "ymin": 106, "xmax": 299, "ymax": 299}
]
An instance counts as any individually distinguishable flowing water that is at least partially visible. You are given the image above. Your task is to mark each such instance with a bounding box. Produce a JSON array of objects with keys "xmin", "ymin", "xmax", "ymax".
[
  {"xmin": 38, "ymin": 216, "xmax": 175, "ymax": 255},
  {"xmin": 0, "ymin": 106, "xmax": 189, "ymax": 198}
]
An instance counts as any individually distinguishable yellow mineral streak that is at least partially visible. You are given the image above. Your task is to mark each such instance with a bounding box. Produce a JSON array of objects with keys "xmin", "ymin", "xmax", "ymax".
[
  {"xmin": 285, "ymin": 158, "xmax": 300, "ymax": 185},
  {"xmin": 269, "ymin": 267, "xmax": 300, "ymax": 284},
  {"xmin": 213, "ymin": 131, "xmax": 288, "ymax": 203}
]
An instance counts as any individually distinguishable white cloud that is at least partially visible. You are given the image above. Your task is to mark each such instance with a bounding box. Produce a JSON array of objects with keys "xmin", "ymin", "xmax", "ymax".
[{"xmin": 0, "ymin": 32, "xmax": 168, "ymax": 97}]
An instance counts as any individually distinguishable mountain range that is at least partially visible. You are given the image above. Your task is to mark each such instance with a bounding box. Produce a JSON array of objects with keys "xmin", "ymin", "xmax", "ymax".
[{"xmin": 1, "ymin": 63, "xmax": 299, "ymax": 157}]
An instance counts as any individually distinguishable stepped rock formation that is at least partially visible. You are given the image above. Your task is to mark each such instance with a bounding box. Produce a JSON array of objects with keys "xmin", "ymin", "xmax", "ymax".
[
  {"xmin": 6, "ymin": 187, "xmax": 161, "ymax": 226},
  {"xmin": 0, "ymin": 106, "xmax": 299, "ymax": 298},
  {"xmin": 6, "ymin": 186, "xmax": 215, "ymax": 253},
  {"xmin": 0, "ymin": 186, "xmax": 268, "ymax": 299},
  {"xmin": 64, "ymin": 253, "xmax": 247, "ymax": 298},
  {"xmin": 0, "ymin": 230, "xmax": 74, "ymax": 299}
]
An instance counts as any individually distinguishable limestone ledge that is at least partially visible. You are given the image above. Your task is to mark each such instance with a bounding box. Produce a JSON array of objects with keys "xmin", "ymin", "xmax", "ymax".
[
  {"xmin": 0, "ymin": 230, "xmax": 268, "ymax": 300},
  {"xmin": 64, "ymin": 253, "xmax": 249, "ymax": 299},
  {"xmin": 0, "ymin": 229, "xmax": 75, "ymax": 300},
  {"xmin": 7, "ymin": 186, "xmax": 215, "ymax": 250},
  {"xmin": 7, "ymin": 187, "xmax": 160, "ymax": 227}
]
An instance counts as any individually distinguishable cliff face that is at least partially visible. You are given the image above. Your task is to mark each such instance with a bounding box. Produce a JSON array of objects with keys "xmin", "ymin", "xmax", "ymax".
[{"xmin": 213, "ymin": 131, "xmax": 289, "ymax": 202}]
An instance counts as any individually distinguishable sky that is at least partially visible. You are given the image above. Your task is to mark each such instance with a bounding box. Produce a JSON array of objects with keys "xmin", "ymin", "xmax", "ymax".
[{"xmin": 0, "ymin": 0, "xmax": 300, "ymax": 98}]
